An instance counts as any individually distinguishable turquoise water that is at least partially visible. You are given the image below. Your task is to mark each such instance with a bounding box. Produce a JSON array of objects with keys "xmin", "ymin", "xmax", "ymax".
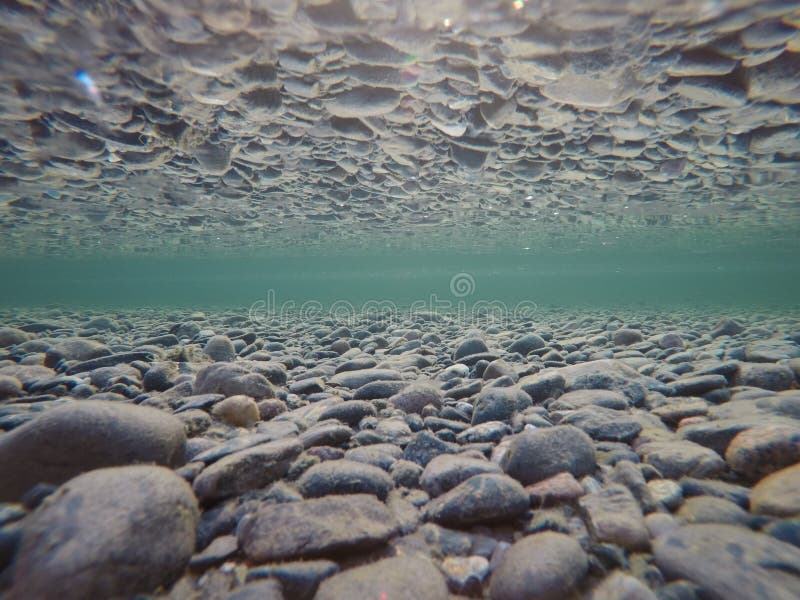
[{"xmin": 2, "ymin": 230, "xmax": 798, "ymax": 308}]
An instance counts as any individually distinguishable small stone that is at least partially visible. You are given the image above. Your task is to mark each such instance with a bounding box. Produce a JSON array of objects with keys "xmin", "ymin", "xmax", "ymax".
[
  {"xmin": 195, "ymin": 363, "xmax": 275, "ymax": 399},
  {"xmin": 454, "ymin": 337, "xmax": 489, "ymax": 360},
  {"xmin": 472, "ymin": 386, "xmax": 532, "ymax": 425},
  {"xmin": 613, "ymin": 329, "xmax": 643, "ymax": 345},
  {"xmin": 677, "ymin": 496, "xmax": 750, "ymax": 526},
  {"xmin": 0, "ymin": 375, "xmax": 22, "ymax": 399},
  {"xmin": 559, "ymin": 406, "xmax": 642, "ymax": 442},
  {"xmin": 509, "ymin": 333, "xmax": 546, "ymax": 355},
  {"xmin": 204, "ymin": 335, "xmax": 236, "ymax": 362},
  {"xmin": 0, "ymin": 327, "xmax": 31, "ymax": 347},
  {"xmin": 590, "ymin": 571, "xmax": 658, "ymax": 600},
  {"xmin": 489, "ymin": 532, "xmax": 589, "ymax": 600},
  {"xmin": 211, "ymin": 395, "xmax": 260, "ymax": 427},
  {"xmin": 637, "ymin": 440, "xmax": 725, "ymax": 479},
  {"xmin": 734, "ymin": 363, "xmax": 795, "ymax": 391},
  {"xmin": 526, "ymin": 472, "xmax": 585, "ymax": 507},
  {"xmin": 441, "ymin": 555, "xmax": 490, "ymax": 595}
]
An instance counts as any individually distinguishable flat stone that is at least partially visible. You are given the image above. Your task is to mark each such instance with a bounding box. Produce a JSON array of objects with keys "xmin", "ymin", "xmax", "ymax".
[
  {"xmin": 297, "ymin": 459, "xmax": 393, "ymax": 500},
  {"xmin": 676, "ymin": 496, "xmax": 751, "ymax": 526},
  {"xmin": 0, "ymin": 400, "xmax": 186, "ymax": 502},
  {"xmin": 192, "ymin": 438, "xmax": 302, "ymax": 502},
  {"xmin": 246, "ymin": 560, "xmax": 339, "ymax": 599},
  {"xmin": 490, "ymin": 532, "xmax": 589, "ymax": 600},
  {"xmin": 734, "ymin": 363, "xmax": 795, "ymax": 391},
  {"xmin": 548, "ymin": 389, "xmax": 630, "ymax": 411},
  {"xmin": 579, "ymin": 484, "xmax": 650, "ymax": 551},
  {"xmin": 315, "ymin": 555, "xmax": 448, "ymax": 600},
  {"xmin": 670, "ymin": 374, "xmax": 728, "ymax": 396},
  {"xmin": 653, "ymin": 524, "xmax": 800, "ymax": 600},
  {"xmin": 7, "ymin": 466, "xmax": 198, "ymax": 600},
  {"xmin": 501, "ymin": 425, "xmax": 596, "ymax": 485},
  {"xmin": 637, "ymin": 440, "xmax": 725, "ymax": 479},
  {"xmin": 559, "ymin": 406, "xmax": 642, "ymax": 442},
  {"xmin": 420, "ymin": 454, "xmax": 502, "ymax": 497},
  {"xmin": 238, "ymin": 494, "xmax": 397, "ymax": 562},
  {"xmin": 329, "ymin": 368, "xmax": 403, "ymax": 389},
  {"xmin": 425, "ymin": 473, "xmax": 529, "ymax": 527}
]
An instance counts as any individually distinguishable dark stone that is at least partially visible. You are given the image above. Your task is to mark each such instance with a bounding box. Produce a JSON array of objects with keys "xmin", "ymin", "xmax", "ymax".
[
  {"xmin": 7, "ymin": 466, "xmax": 198, "ymax": 600},
  {"xmin": 501, "ymin": 425, "xmax": 597, "ymax": 485},
  {"xmin": 238, "ymin": 494, "xmax": 398, "ymax": 562},
  {"xmin": 247, "ymin": 559, "xmax": 339, "ymax": 600},
  {"xmin": 471, "ymin": 386, "xmax": 532, "ymax": 425},
  {"xmin": 0, "ymin": 400, "xmax": 186, "ymax": 502},
  {"xmin": 420, "ymin": 454, "xmax": 502, "ymax": 497},
  {"xmin": 559, "ymin": 406, "xmax": 642, "ymax": 442},
  {"xmin": 297, "ymin": 459, "xmax": 394, "ymax": 500},
  {"xmin": 192, "ymin": 438, "xmax": 303, "ymax": 503},
  {"xmin": 425, "ymin": 473, "xmax": 529, "ymax": 526},
  {"xmin": 653, "ymin": 524, "xmax": 800, "ymax": 600}
]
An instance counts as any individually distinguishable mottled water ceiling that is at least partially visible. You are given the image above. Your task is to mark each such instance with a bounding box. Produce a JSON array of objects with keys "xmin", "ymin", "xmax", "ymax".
[{"xmin": 1, "ymin": 0, "xmax": 799, "ymax": 255}]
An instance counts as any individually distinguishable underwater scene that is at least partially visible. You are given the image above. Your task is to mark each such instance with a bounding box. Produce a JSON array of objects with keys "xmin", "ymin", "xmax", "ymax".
[{"xmin": 1, "ymin": 1, "xmax": 800, "ymax": 599}]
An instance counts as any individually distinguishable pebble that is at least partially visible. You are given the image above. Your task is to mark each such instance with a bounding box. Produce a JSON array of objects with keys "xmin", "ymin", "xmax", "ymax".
[
  {"xmin": 192, "ymin": 438, "xmax": 302, "ymax": 503},
  {"xmin": 204, "ymin": 335, "xmax": 236, "ymax": 362},
  {"xmin": 501, "ymin": 425, "xmax": 597, "ymax": 485},
  {"xmin": 210, "ymin": 395, "xmax": 260, "ymax": 427},
  {"xmin": 297, "ymin": 459, "xmax": 394, "ymax": 500},
  {"xmin": 0, "ymin": 307, "xmax": 798, "ymax": 598},
  {"xmin": 425, "ymin": 473, "xmax": 529, "ymax": 526}
]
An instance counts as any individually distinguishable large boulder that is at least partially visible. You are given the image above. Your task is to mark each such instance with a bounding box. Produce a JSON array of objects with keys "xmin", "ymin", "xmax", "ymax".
[
  {"xmin": 7, "ymin": 466, "xmax": 199, "ymax": 600},
  {"xmin": 0, "ymin": 400, "xmax": 186, "ymax": 502}
]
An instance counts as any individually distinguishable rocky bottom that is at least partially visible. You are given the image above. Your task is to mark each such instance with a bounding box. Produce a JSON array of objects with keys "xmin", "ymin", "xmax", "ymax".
[{"xmin": 0, "ymin": 306, "xmax": 799, "ymax": 600}]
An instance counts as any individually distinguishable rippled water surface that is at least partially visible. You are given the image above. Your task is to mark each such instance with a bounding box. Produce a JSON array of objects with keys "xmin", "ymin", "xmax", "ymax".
[{"xmin": 0, "ymin": 0, "xmax": 799, "ymax": 307}]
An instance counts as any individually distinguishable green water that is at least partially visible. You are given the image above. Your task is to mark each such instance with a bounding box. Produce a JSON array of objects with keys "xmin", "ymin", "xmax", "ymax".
[{"xmin": 2, "ymin": 228, "xmax": 798, "ymax": 310}]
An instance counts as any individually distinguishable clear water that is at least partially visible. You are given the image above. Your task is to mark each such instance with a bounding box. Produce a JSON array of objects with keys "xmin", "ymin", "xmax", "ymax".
[{"xmin": 0, "ymin": 1, "xmax": 799, "ymax": 312}]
